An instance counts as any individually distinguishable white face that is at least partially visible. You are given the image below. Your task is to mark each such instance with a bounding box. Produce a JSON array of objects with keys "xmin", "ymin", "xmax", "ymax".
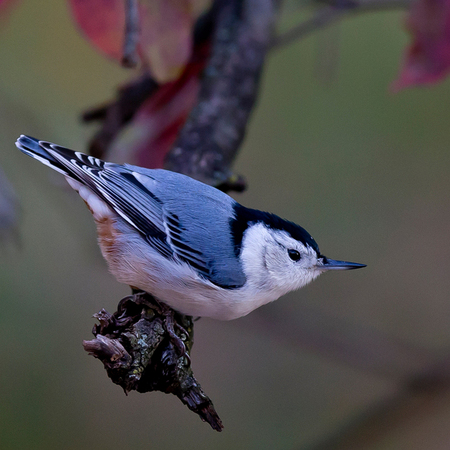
[{"xmin": 240, "ymin": 223, "xmax": 323, "ymax": 297}]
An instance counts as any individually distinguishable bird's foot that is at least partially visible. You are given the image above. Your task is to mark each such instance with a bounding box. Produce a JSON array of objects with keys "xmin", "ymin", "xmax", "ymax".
[{"xmin": 150, "ymin": 296, "xmax": 191, "ymax": 365}]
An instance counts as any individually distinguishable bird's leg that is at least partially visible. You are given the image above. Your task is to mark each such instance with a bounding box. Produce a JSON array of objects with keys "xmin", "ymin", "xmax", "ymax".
[
  {"xmin": 163, "ymin": 309, "xmax": 191, "ymax": 366},
  {"xmin": 144, "ymin": 294, "xmax": 191, "ymax": 365}
]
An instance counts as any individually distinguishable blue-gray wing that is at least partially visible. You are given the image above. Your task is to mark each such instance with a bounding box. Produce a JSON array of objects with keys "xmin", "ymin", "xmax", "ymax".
[
  {"xmin": 19, "ymin": 137, "xmax": 246, "ymax": 288},
  {"xmin": 121, "ymin": 166, "xmax": 247, "ymax": 288}
]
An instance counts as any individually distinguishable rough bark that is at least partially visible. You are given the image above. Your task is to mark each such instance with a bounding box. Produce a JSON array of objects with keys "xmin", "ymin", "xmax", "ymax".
[{"xmin": 165, "ymin": 0, "xmax": 276, "ymax": 185}]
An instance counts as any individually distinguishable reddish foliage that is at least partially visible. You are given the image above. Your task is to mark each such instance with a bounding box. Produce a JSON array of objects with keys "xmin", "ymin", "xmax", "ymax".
[
  {"xmin": 107, "ymin": 42, "xmax": 211, "ymax": 168},
  {"xmin": 69, "ymin": 0, "xmax": 125, "ymax": 61},
  {"xmin": 393, "ymin": 0, "xmax": 450, "ymax": 90},
  {"xmin": 68, "ymin": 0, "xmax": 210, "ymax": 82},
  {"xmin": 138, "ymin": 0, "xmax": 193, "ymax": 82}
]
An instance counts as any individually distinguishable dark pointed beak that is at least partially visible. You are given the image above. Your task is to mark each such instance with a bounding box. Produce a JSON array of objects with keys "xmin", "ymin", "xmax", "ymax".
[{"xmin": 320, "ymin": 257, "xmax": 366, "ymax": 271}]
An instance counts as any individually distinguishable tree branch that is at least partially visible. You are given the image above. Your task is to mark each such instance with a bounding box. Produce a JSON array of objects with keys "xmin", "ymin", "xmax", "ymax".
[
  {"xmin": 271, "ymin": 0, "xmax": 411, "ymax": 50},
  {"xmin": 250, "ymin": 307, "xmax": 441, "ymax": 381},
  {"xmin": 164, "ymin": 0, "xmax": 277, "ymax": 185},
  {"xmin": 83, "ymin": 292, "xmax": 223, "ymax": 431},
  {"xmin": 81, "ymin": 4, "xmax": 215, "ymax": 160},
  {"xmin": 122, "ymin": 0, "xmax": 140, "ymax": 67},
  {"xmin": 82, "ymin": 74, "xmax": 158, "ymax": 158},
  {"xmin": 307, "ymin": 374, "xmax": 450, "ymax": 450}
]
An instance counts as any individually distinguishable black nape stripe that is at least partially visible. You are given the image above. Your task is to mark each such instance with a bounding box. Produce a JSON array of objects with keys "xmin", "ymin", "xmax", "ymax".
[{"xmin": 229, "ymin": 203, "xmax": 320, "ymax": 257}]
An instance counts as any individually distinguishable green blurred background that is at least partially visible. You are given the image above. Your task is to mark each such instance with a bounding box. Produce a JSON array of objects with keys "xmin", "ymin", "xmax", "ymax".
[{"xmin": 1, "ymin": 1, "xmax": 450, "ymax": 449}]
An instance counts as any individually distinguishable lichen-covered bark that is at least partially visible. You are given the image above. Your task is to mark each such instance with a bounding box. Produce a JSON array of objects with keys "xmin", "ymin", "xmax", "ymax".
[{"xmin": 83, "ymin": 292, "xmax": 223, "ymax": 431}]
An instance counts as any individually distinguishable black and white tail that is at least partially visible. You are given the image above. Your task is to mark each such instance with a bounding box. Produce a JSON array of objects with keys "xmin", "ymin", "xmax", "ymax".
[
  {"xmin": 15, "ymin": 135, "xmax": 106, "ymax": 184},
  {"xmin": 15, "ymin": 135, "xmax": 116, "ymax": 221},
  {"xmin": 14, "ymin": 135, "xmax": 164, "ymax": 235},
  {"xmin": 16, "ymin": 135, "xmax": 71, "ymax": 176}
]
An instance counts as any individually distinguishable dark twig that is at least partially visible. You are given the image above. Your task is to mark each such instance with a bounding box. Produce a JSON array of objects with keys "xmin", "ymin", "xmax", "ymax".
[
  {"xmin": 272, "ymin": 0, "xmax": 411, "ymax": 49},
  {"xmin": 249, "ymin": 307, "xmax": 440, "ymax": 381},
  {"xmin": 307, "ymin": 367, "xmax": 450, "ymax": 450},
  {"xmin": 122, "ymin": 0, "xmax": 140, "ymax": 67},
  {"xmin": 165, "ymin": 0, "xmax": 277, "ymax": 185},
  {"xmin": 83, "ymin": 291, "xmax": 223, "ymax": 431},
  {"xmin": 82, "ymin": 74, "xmax": 158, "ymax": 158},
  {"xmin": 81, "ymin": 6, "xmax": 216, "ymax": 160}
]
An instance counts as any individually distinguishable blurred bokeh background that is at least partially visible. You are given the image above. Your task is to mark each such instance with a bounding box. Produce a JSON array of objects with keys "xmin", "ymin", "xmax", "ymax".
[{"xmin": 2, "ymin": 1, "xmax": 450, "ymax": 449}]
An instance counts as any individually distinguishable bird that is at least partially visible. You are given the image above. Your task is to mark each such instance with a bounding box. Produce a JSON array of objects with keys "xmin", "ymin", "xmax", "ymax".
[{"xmin": 15, "ymin": 135, "xmax": 365, "ymax": 320}]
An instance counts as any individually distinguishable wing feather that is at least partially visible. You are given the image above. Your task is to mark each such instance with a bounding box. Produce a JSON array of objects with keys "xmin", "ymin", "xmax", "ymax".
[
  {"xmin": 42, "ymin": 143, "xmax": 215, "ymax": 279},
  {"xmin": 162, "ymin": 211, "xmax": 212, "ymax": 277},
  {"xmin": 41, "ymin": 143, "xmax": 171, "ymax": 256}
]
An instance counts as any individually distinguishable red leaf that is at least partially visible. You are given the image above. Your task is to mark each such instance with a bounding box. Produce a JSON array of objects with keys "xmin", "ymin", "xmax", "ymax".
[
  {"xmin": 107, "ymin": 42, "xmax": 210, "ymax": 168},
  {"xmin": 139, "ymin": 0, "xmax": 193, "ymax": 81},
  {"xmin": 69, "ymin": 0, "xmax": 211, "ymax": 82},
  {"xmin": 393, "ymin": 0, "xmax": 450, "ymax": 90},
  {"xmin": 69, "ymin": 0, "xmax": 126, "ymax": 61}
]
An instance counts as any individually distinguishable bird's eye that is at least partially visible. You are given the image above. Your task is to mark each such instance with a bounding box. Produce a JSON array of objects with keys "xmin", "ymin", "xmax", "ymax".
[{"xmin": 288, "ymin": 249, "xmax": 301, "ymax": 261}]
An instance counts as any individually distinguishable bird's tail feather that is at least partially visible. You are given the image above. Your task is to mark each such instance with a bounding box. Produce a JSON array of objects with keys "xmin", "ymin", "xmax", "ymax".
[
  {"xmin": 15, "ymin": 135, "xmax": 113, "ymax": 202},
  {"xmin": 15, "ymin": 135, "xmax": 106, "ymax": 188},
  {"xmin": 15, "ymin": 135, "xmax": 71, "ymax": 177}
]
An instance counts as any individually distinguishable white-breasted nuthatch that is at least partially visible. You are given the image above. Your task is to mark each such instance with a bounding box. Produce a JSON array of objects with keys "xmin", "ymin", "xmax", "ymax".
[{"xmin": 16, "ymin": 135, "xmax": 365, "ymax": 320}]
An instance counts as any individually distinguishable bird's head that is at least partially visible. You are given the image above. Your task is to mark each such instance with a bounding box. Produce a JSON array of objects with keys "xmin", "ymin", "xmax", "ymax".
[{"xmin": 239, "ymin": 216, "xmax": 365, "ymax": 297}]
